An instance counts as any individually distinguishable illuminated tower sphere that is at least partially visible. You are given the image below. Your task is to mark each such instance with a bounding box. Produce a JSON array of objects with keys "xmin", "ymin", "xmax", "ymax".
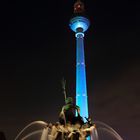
[{"xmin": 69, "ymin": 0, "xmax": 90, "ymax": 121}]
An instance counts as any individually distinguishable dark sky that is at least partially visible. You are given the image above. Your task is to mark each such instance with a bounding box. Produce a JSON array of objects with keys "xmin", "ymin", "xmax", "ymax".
[{"xmin": 0, "ymin": 0, "xmax": 139, "ymax": 140}]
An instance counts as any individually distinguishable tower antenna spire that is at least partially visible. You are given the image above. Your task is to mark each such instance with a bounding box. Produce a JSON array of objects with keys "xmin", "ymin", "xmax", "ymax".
[{"xmin": 74, "ymin": 0, "xmax": 85, "ymax": 14}]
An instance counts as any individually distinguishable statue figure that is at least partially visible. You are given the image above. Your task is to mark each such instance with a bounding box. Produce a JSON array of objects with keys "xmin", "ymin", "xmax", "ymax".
[{"xmin": 59, "ymin": 97, "xmax": 84, "ymax": 125}]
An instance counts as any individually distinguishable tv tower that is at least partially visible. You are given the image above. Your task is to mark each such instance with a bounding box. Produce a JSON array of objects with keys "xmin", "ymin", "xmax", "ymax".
[{"xmin": 69, "ymin": 0, "xmax": 90, "ymax": 121}]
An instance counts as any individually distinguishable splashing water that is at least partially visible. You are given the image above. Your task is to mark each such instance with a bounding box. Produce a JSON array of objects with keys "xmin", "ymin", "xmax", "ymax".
[{"xmin": 15, "ymin": 120, "xmax": 123, "ymax": 140}]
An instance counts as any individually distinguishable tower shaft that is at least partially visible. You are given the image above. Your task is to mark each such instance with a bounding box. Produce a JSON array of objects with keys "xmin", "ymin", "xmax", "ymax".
[{"xmin": 76, "ymin": 33, "xmax": 88, "ymax": 120}]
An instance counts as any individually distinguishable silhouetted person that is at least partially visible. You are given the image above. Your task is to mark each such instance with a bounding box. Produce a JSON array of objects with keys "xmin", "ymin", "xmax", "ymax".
[{"xmin": 0, "ymin": 131, "xmax": 6, "ymax": 140}]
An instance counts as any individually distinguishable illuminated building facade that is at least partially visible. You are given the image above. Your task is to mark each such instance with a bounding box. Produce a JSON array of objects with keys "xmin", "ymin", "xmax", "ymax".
[{"xmin": 69, "ymin": 0, "xmax": 90, "ymax": 121}]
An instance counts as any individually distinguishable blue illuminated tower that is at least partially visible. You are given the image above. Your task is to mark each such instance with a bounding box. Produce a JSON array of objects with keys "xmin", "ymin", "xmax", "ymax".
[{"xmin": 69, "ymin": 0, "xmax": 90, "ymax": 121}]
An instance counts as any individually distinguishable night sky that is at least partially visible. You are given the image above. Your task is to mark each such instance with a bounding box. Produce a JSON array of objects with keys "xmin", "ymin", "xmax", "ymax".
[{"xmin": 0, "ymin": 0, "xmax": 139, "ymax": 140}]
